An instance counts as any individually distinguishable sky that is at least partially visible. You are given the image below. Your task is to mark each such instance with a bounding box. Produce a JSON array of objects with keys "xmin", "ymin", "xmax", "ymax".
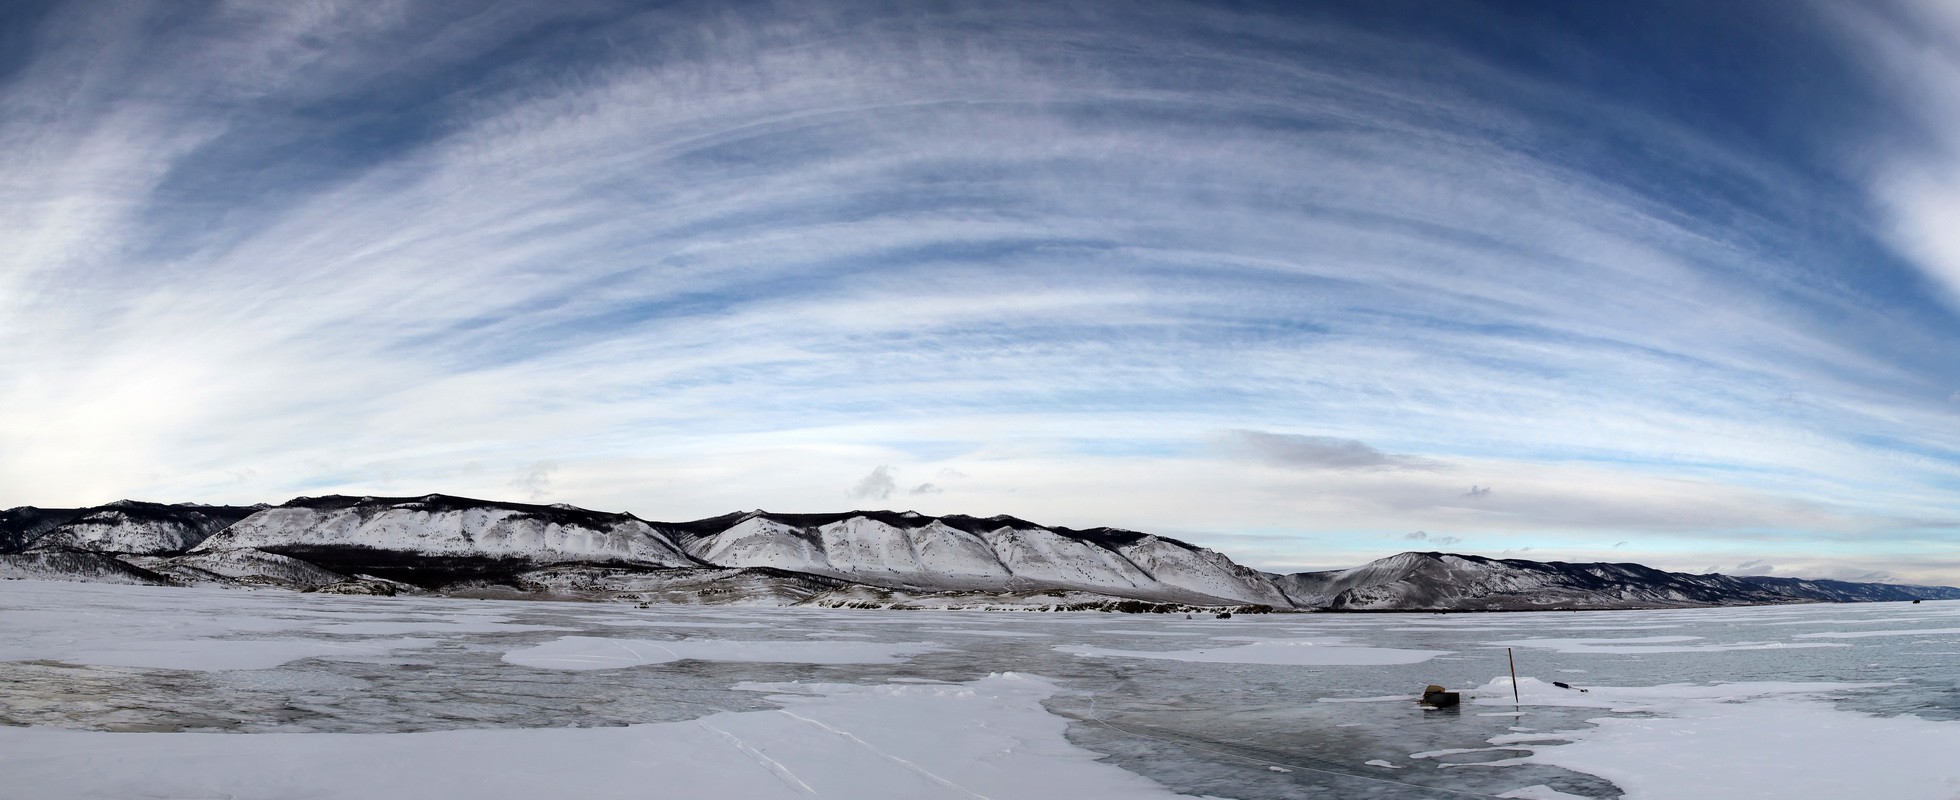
[{"xmin": 3, "ymin": 0, "xmax": 1959, "ymax": 584}]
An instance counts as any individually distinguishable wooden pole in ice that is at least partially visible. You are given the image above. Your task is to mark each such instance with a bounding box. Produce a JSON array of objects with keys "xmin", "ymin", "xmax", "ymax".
[{"xmin": 1507, "ymin": 647, "xmax": 1520, "ymax": 705}]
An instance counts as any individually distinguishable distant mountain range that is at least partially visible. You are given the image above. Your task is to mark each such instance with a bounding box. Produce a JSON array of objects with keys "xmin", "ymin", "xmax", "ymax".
[{"xmin": 4, "ymin": 494, "xmax": 1955, "ymax": 611}]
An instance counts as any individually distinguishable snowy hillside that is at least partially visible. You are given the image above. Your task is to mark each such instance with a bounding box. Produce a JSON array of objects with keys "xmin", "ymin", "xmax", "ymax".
[
  {"xmin": 0, "ymin": 506, "xmax": 86, "ymax": 552},
  {"xmin": 0, "ymin": 549, "xmax": 173, "ymax": 585},
  {"xmin": 6, "ymin": 495, "xmax": 1957, "ymax": 610},
  {"xmin": 191, "ymin": 495, "xmax": 701, "ymax": 580},
  {"xmin": 124, "ymin": 548, "xmax": 348, "ymax": 588},
  {"xmin": 1272, "ymin": 551, "xmax": 1960, "ymax": 610},
  {"xmin": 668, "ymin": 510, "xmax": 1291, "ymax": 605},
  {"xmin": 23, "ymin": 501, "xmax": 259, "ymax": 555}
]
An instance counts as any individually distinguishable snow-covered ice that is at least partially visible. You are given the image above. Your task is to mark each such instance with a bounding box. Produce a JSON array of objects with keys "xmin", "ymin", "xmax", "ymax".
[
  {"xmin": 0, "ymin": 674, "xmax": 1195, "ymax": 800},
  {"xmin": 3, "ymin": 581, "xmax": 1959, "ymax": 798},
  {"xmin": 1792, "ymin": 626, "xmax": 1960, "ymax": 639},
  {"xmin": 1497, "ymin": 786, "xmax": 1590, "ymax": 800},
  {"xmin": 1467, "ymin": 677, "xmax": 1960, "ymax": 799}
]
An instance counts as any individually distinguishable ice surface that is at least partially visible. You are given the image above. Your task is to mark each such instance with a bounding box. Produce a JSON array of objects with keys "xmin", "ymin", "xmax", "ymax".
[
  {"xmin": 0, "ymin": 673, "xmax": 1201, "ymax": 800},
  {"xmin": 1792, "ymin": 626, "xmax": 1960, "ymax": 638},
  {"xmin": 4, "ymin": 581, "xmax": 1959, "ymax": 799},
  {"xmin": 312, "ymin": 620, "xmax": 574, "ymax": 635},
  {"xmin": 53, "ymin": 637, "xmax": 438, "ymax": 671},
  {"xmin": 1466, "ymin": 676, "xmax": 1893, "ymax": 712},
  {"xmin": 502, "ymin": 635, "xmax": 942, "ymax": 669},
  {"xmin": 1386, "ymin": 625, "xmax": 1516, "ymax": 632},
  {"xmin": 922, "ymin": 627, "xmax": 1053, "ymax": 637},
  {"xmin": 1497, "ymin": 786, "xmax": 1590, "ymax": 800},
  {"xmin": 0, "ymin": 599, "xmax": 442, "ymax": 670},
  {"xmin": 1467, "ymin": 677, "xmax": 1960, "ymax": 799},
  {"xmin": 1492, "ymin": 635, "xmax": 1850, "ymax": 653},
  {"xmin": 1058, "ymin": 637, "xmax": 1448, "ymax": 665},
  {"xmin": 1096, "ymin": 629, "xmax": 1208, "ymax": 636}
]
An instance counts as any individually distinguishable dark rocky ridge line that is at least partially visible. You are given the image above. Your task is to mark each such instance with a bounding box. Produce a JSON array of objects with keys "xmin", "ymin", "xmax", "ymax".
[
  {"xmin": 663, "ymin": 509, "xmax": 1168, "ymax": 550},
  {"xmin": 277, "ymin": 494, "xmax": 644, "ymax": 531},
  {"xmin": 4, "ymin": 494, "xmax": 1957, "ymax": 610}
]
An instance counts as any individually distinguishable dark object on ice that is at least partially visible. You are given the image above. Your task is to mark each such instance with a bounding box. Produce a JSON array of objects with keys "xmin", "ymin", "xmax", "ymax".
[
  {"xmin": 1419, "ymin": 684, "xmax": 1460, "ymax": 707},
  {"xmin": 1216, "ymin": 611, "xmax": 1232, "ymax": 619},
  {"xmin": 1914, "ymin": 599, "xmax": 1922, "ymax": 604},
  {"xmin": 1552, "ymin": 681, "xmax": 1590, "ymax": 693},
  {"xmin": 1506, "ymin": 647, "xmax": 1520, "ymax": 705},
  {"xmin": 1185, "ymin": 614, "xmax": 1193, "ymax": 619}
]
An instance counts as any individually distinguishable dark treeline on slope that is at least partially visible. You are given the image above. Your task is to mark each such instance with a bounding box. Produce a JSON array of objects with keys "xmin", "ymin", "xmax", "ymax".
[{"xmin": 3, "ymin": 494, "xmax": 1955, "ymax": 611}]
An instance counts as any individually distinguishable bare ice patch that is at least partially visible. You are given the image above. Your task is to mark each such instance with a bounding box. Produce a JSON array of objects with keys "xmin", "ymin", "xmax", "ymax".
[
  {"xmin": 502, "ymin": 636, "xmax": 941, "ymax": 669},
  {"xmin": 311, "ymin": 620, "xmax": 575, "ymax": 635},
  {"xmin": 1057, "ymin": 637, "xmax": 1447, "ymax": 666},
  {"xmin": 53, "ymin": 638, "xmax": 438, "ymax": 671},
  {"xmin": 922, "ymin": 627, "xmax": 1052, "ymax": 637}
]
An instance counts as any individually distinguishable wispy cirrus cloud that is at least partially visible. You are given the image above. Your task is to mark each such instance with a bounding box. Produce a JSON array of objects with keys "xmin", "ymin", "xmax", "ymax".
[
  {"xmin": 1217, "ymin": 430, "xmax": 1440, "ymax": 471},
  {"xmin": 0, "ymin": 0, "xmax": 1955, "ymax": 582}
]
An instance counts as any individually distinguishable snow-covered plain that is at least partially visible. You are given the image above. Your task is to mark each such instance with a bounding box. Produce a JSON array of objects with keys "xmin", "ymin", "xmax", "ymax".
[{"xmin": 2, "ymin": 581, "xmax": 1958, "ymax": 799}]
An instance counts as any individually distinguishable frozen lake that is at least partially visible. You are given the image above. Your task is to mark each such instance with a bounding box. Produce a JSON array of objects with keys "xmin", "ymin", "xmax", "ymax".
[{"xmin": 3, "ymin": 581, "xmax": 1958, "ymax": 799}]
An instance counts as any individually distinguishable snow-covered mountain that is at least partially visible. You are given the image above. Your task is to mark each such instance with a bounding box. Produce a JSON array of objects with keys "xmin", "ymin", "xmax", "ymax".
[
  {"xmin": 6, "ymin": 495, "xmax": 1958, "ymax": 610},
  {"xmin": 0, "ymin": 548, "xmax": 175, "ymax": 585},
  {"xmin": 190, "ymin": 495, "xmax": 701, "ymax": 581},
  {"xmin": 20, "ymin": 501, "xmax": 260, "ymax": 555},
  {"xmin": 665, "ymin": 510, "xmax": 1292, "ymax": 606},
  {"xmin": 0, "ymin": 506, "xmax": 86, "ymax": 552},
  {"xmin": 1272, "ymin": 551, "xmax": 1960, "ymax": 610}
]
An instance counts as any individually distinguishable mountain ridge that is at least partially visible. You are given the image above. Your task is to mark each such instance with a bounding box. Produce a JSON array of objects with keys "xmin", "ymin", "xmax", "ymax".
[
  {"xmin": 4, "ymin": 494, "xmax": 1956, "ymax": 610},
  {"xmin": 1273, "ymin": 551, "xmax": 1960, "ymax": 611}
]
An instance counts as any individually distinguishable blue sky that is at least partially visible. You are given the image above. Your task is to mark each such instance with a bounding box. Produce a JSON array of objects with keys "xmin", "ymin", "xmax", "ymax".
[{"xmin": 3, "ymin": 0, "xmax": 1959, "ymax": 582}]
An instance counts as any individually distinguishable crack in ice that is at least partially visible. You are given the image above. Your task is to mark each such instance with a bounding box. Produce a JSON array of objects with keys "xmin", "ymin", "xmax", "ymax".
[
  {"xmin": 774, "ymin": 709, "xmax": 992, "ymax": 800},
  {"xmin": 695, "ymin": 721, "xmax": 819, "ymax": 796}
]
